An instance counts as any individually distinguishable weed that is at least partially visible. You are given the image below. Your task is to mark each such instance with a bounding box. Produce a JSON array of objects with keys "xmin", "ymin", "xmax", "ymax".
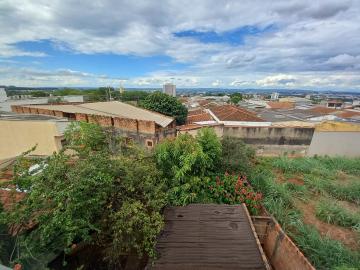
[{"xmin": 316, "ymin": 199, "xmax": 360, "ymax": 229}]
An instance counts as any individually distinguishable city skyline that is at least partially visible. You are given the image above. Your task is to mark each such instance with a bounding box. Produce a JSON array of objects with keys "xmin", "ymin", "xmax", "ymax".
[{"xmin": 0, "ymin": 1, "xmax": 360, "ymax": 90}]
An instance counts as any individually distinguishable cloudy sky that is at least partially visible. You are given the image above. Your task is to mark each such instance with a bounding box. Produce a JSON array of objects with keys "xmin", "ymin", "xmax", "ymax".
[{"xmin": 0, "ymin": 0, "xmax": 360, "ymax": 90}]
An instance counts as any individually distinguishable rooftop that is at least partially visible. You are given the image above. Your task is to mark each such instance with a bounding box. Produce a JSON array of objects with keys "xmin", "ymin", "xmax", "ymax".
[
  {"xmin": 267, "ymin": 101, "xmax": 295, "ymax": 110},
  {"xmin": 19, "ymin": 101, "xmax": 174, "ymax": 127},
  {"xmin": 210, "ymin": 105, "xmax": 264, "ymax": 122},
  {"xmin": 148, "ymin": 204, "xmax": 269, "ymax": 270},
  {"xmin": 0, "ymin": 111, "xmax": 68, "ymax": 122}
]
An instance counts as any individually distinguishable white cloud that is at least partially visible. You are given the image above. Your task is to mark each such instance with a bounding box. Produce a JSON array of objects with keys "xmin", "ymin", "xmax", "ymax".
[
  {"xmin": 0, "ymin": 0, "xmax": 360, "ymax": 89},
  {"xmin": 211, "ymin": 80, "xmax": 222, "ymax": 87}
]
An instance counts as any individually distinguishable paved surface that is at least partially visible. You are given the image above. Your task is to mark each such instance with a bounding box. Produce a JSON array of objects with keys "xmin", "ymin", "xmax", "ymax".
[{"xmin": 147, "ymin": 204, "xmax": 267, "ymax": 270}]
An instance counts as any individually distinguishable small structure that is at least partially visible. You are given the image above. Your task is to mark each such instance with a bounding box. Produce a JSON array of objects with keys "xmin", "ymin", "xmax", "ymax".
[
  {"xmin": 148, "ymin": 204, "xmax": 270, "ymax": 270},
  {"xmin": 270, "ymin": 92, "xmax": 279, "ymax": 100},
  {"xmin": 326, "ymin": 99, "xmax": 344, "ymax": 109}
]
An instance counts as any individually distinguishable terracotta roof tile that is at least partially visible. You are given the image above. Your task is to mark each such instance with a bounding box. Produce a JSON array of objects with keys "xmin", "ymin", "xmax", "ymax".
[
  {"xmin": 267, "ymin": 102, "xmax": 295, "ymax": 110},
  {"xmin": 210, "ymin": 105, "xmax": 264, "ymax": 122},
  {"xmin": 187, "ymin": 112, "xmax": 214, "ymax": 123},
  {"xmin": 308, "ymin": 106, "xmax": 337, "ymax": 115},
  {"xmin": 335, "ymin": 110, "xmax": 360, "ymax": 119}
]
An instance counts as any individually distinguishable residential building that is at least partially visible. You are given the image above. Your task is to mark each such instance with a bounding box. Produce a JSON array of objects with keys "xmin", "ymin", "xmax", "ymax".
[
  {"xmin": 163, "ymin": 83, "xmax": 176, "ymax": 97},
  {"xmin": 11, "ymin": 101, "xmax": 176, "ymax": 147},
  {"xmin": 326, "ymin": 99, "xmax": 344, "ymax": 109}
]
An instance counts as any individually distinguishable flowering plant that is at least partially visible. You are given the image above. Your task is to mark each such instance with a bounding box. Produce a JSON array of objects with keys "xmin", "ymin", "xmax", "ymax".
[{"xmin": 207, "ymin": 172, "xmax": 262, "ymax": 214}]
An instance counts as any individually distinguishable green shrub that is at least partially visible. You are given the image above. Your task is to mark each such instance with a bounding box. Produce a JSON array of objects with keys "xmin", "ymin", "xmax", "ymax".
[
  {"xmin": 205, "ymin": 173, "xmax": 262, "ymax": 214},
  {"xmin": 221, "ymin": 136, "xmax": 255, "ymax": 174}
]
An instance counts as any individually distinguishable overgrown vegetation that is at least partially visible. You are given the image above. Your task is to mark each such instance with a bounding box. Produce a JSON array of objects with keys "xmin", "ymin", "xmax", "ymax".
[
  {"xmin": 0, "ymin": 122, "xmax": 166, "ymax": 269},
  {"xmin": 2, "ymin": 123, "xmax": 360, "ymax": 270},
  {"xmin": 250, "ymin": 156, "xmax": 360, "ymax": 270}
]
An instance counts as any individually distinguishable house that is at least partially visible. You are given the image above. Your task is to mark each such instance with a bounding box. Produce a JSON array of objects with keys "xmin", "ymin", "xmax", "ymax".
[
  {"xmin": 11, "ymin": 101, "xmax": 176, "ymax": 148},
  {"xmin": 326, "ymin": 99, "xmax": 344, "ymax": 109}
]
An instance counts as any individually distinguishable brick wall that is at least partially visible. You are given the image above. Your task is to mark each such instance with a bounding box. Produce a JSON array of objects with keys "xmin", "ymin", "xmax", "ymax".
[
  {"xmin": 30, "ymin": 108, "xmax": 39, "ymax": 114},
  {"xmin": 22, "ymin": 107, "xmax": 31, "ymax": 114},
  {"xmin": 138, "ymin": 120, "xmax": 156, "ymax": 134},
  {"xmin": 88, "ymin": 115, "xmax": 113, "ymax": 127},
  {"xmin": 113, "ymin": 117, "xmax": 138, "ymax": 132},
  {"xmin": 75, "ymin": 113, "xmax": 88, "ymax": 122}
]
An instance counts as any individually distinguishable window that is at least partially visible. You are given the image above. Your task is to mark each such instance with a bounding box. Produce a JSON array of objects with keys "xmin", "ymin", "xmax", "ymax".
[{"xmin": 146, "ymin": 140, "xmax": 153, "ymax": 148}]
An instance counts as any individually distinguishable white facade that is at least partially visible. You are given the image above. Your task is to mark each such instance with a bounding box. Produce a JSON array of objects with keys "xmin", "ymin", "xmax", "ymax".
[
  {"xmin": 163, "ymin": 83, "xmax": 176, "ymax": 97},
  {"xmin": 0, "ymin": 88, "xmax": 7, "ymax": 102},
  {"xmin": 270, "ymin": 92, "xmax": 279, "ymax": 100}
]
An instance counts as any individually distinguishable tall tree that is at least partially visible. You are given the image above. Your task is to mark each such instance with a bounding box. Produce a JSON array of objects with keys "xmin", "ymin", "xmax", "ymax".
[
  {"xmin": 230, "ymin": 93, "xmax": 243, "ymax": 104},
  {"xmin": 141, "ymin": 91, "xmax": 188, "ymax": 125}
]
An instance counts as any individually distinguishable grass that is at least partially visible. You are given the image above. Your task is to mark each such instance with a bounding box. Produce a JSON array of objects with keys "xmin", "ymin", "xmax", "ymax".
[
  {"xmin": 316, "ymin": 199, "xmax": 360, "ymax": 229},
  {"xmin": 250, "ymin": 156, "xmax": 360, "ymax": 270},
  {"xmin": 293, "ymin": 223, "xmax": 360, "ymax": 270}
]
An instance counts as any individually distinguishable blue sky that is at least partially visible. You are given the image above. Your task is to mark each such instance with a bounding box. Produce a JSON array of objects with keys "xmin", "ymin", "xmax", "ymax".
[{"xmin": 0, "ymin": 0, "xmax": 359, "ymax": 90}]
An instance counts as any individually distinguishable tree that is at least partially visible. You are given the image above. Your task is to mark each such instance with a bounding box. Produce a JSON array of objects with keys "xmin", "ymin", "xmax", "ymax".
[
  {"xmin": 0, "ymin": 122, "xmax": 166, "ymax": 268},
  {"xmin": 230, "ymin": 93, "xmax": 243, "ymax": 104},
  {"xmin": 141, "ymin": 91, "xmax": 188, "ymax": 125}
]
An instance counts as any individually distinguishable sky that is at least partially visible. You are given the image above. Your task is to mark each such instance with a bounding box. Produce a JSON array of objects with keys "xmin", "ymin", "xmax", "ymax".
[{"xmin": 0, "ymin": 0, "xmax": 360, "ymax": 90}]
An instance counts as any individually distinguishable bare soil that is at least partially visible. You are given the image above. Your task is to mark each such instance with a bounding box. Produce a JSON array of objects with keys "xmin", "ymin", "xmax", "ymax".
[{"xmin": 296, "ymin": 199, "xmax": 360, "ymax": 251}]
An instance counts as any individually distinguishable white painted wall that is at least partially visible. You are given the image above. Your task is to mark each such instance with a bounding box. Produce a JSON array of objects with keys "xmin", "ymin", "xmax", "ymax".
[{"xmin": 307, "ymin": 131, "xmax": 360, "ymax": 157}]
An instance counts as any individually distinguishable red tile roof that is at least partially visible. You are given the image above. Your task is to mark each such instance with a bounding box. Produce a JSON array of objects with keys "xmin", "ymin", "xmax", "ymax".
[
  {"xmin": 187, "ymin": 112, "xmax": 214, "ymax": 123},
  {"xmin": 335, "ymin": 110, "xmax": 360, "ymax": 119},
  {"xmin": 267, "ymin": 101, "xmax": 295, "ymax": 110},
  {"xmin": 178, "ymin": 124, "xmax": 203, "ymax": 131},
  {"xmin": 308, "ymin": 106, "xmax": 337, "ymax": 115},
  {"xmin": 210, "ymin": 105, "xmax": 264, "ymax": 122}
]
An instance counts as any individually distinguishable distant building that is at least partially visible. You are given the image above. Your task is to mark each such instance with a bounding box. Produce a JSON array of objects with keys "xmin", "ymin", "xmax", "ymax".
[
  {"xmin": 270, "ymin": 92, "xmax": 279, "ymax": 100},
  {"xmin": 163, "ymin": 83, "xmax": 176, "ymax": 97},
  {"xmin": 0, "ymin": 87, "xmax": 8, "ymax": 102},
  {"xmin": 326, "ymin": 100, "xmax": 344, "ymax": 109}
]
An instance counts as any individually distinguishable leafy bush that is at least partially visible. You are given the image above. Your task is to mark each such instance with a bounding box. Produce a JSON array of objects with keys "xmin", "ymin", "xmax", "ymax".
[
  {"xmin": 0, "ymin": 122, "xmax": 166, "ymax": 267},
  {"xmin": 221, "ymin": 136, "xmax": 255, "ymax": 174},
  {"xmin": 205, "ymin": 173, "xmax": 262, "ymax": 214},
  {"xmin": 196, "ymin": 128, "xmax": 222, "ymax": 172}
]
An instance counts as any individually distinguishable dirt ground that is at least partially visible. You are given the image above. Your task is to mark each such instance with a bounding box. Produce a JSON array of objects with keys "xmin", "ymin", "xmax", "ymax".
[{"xmin": 296, "ymin": 199, "xmax": 360, "ymax": 251}]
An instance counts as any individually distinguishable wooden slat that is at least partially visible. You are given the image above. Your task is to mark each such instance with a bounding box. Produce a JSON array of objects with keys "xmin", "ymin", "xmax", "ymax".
[{"xmin": 147, "ymin": 204, "xmax": 268, "ymax": 270}]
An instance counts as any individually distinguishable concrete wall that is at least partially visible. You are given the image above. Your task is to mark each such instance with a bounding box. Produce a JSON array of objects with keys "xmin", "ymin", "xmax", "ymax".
[
  {"xmin": 223, "ymin": 126, "xmax": 314, "ymax": 145},
  {"xmin": 0, "ymin": 120, "xmax": 69, "ymax": 160},
  {"xmin": 308, "ymin": 131, "xmax": 360, "ymax": 157}
]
